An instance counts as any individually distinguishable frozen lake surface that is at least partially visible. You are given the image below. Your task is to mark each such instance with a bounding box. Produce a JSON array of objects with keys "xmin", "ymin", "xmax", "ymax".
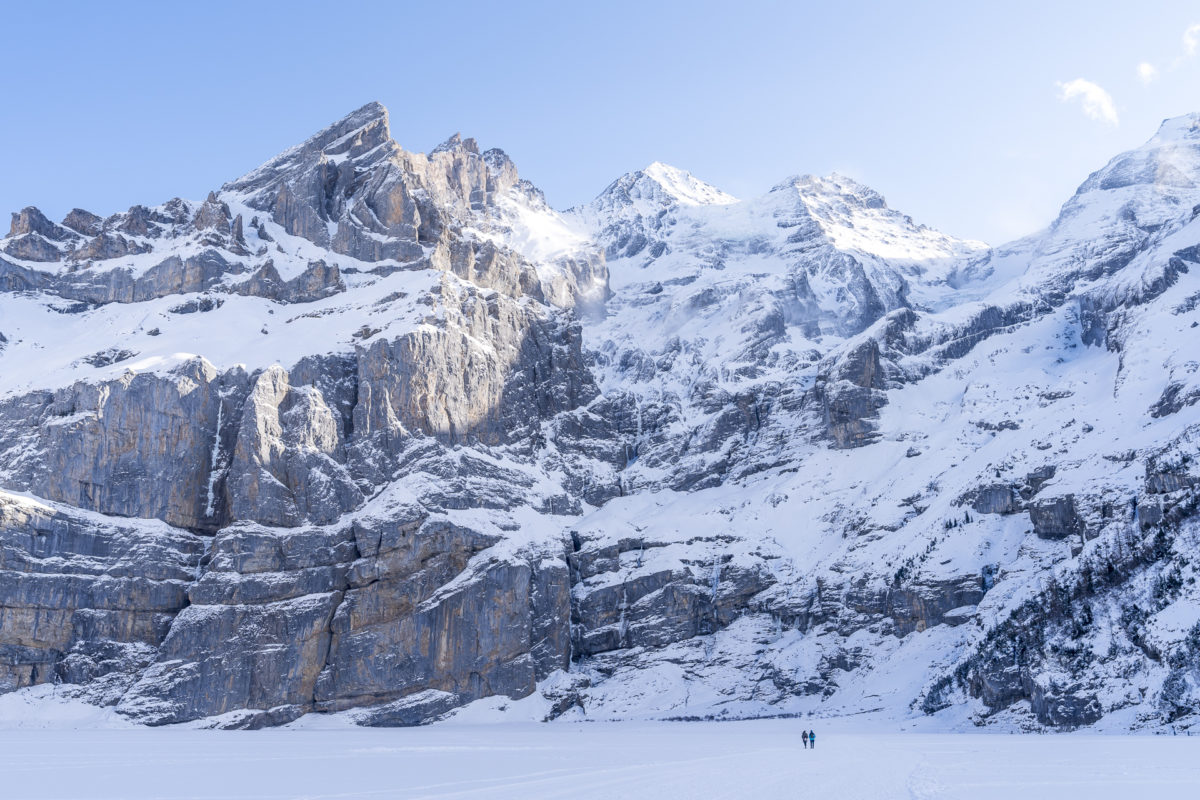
[{"xmin": 2, "ymin": 718, "xmax": 1199, "ymax": 799}]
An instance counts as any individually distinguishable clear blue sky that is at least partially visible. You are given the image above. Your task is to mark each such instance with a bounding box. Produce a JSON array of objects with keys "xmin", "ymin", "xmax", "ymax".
[{"xmin": 3, "ymin": 1, "xmax": 1199, "ymax": 244}]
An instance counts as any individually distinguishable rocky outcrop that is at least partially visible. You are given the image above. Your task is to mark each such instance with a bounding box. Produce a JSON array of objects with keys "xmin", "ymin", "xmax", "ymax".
[
  {"xmin": 960, "ymin": 467, "xmax": 1056, "ymax": 516},
  {"xmin": 0, "ymin": 492, "xmax": 202, "ymax": 700},
  {"xmin": 61, "ymin": 209, "xmax": 103, "ymax": 236},
  {"xmin": 228, "ymin": 260, "xmax": 344, "ymax": 304},
  {"xmin": 965, "ymin": 484, "xmax": 1022, "ymax": 515},
  {"xmin": 353, "ymin": 284, "xmax": 597, "ymax": 449},
  {"xmin": 814, "ymin": 336, "xmax": 890, "ymax": 449},
  {"xmin": 114, "ymin": 509, "xmax": 570, "ymax": 727},
  {"xmin": 0, "ymin": 360, "xmax": 248, "ymax": 531},
  {"xmin": 3, "ymin": 208, "xmax": 77, "ymax": 262},
  {"xmin": 225, "ymin": 366, "xmax": 361, "ymax": 528},
  {"xmin": 844, "ymin": 575, "xmax": 985, "ymax": 636},
  {"xmin": 0, "ymin": 248, "xmax": 351, "ymax": 307},
  {"xmin": 1028, "ymin": 495, "xmax": 1083, "ymax": 540},
  {"xmin": 568, "ymin": 531, "xmax": 776, "ymax": 658}
]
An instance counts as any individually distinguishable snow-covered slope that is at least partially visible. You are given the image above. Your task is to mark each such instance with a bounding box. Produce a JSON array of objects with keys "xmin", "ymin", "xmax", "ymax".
[
  {"xmin": 556, "ymin": 116, "xmax": 1200, "ymax": 730},
  {"xmin": 0, "ymin": 104, "xmax": 1197, "ymax": 733}
]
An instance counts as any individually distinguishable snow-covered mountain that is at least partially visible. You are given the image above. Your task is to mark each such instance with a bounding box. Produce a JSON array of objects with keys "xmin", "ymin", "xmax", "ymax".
[{"xmin": 0, "ymin": 103, "xmax": 1196, "ymax": 732}]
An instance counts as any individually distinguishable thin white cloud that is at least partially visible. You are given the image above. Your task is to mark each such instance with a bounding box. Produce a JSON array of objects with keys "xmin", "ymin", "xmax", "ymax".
[
  {"xmin": 1185, "ymin": 23, "xmax": 1200, "ymax": 55},
  {"xmin": 1137, "ymin": 62, "xmax": 1159, "ymax": 84},
  {"xmin": 1056, "ymin": 79, "xmax": 1119, "ymax": 126}
]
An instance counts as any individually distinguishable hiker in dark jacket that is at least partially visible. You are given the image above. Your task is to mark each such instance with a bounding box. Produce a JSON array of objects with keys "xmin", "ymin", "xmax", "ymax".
[{"xmin": 802, "ymin": 729, "xmax": 809, "ymax": 749}]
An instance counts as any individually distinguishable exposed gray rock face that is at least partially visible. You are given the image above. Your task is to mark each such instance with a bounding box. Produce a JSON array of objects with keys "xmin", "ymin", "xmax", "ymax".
[
  {"xmin": 1023, "ymin": 465, "xmax": 1057, "ymax": 498},
  {"xmin": 229, "ymin": 260, "xmax": 344, "ymax": 304},
  {"xmin": 1029, "ymin": 495, "xmax": 1082, "ymax": 540},
  {"xmin": 4, "ymin": 208, "xmax": 77, "ymax": 262},
  {"xmin": 567, "ymin": 529, "xmax": 777, "ymax": 658},
  {"xmin": 225, "ymin": 365, "xmax": 361, "ymax": 528},
  {"xmin": 966, "ymin": 484, "xmax": 1022, "ymax": 515},
  {"xmin": 844, "ymin": 575, "xmax": 985, "ymax": 636},
  {"xmin": 351, "ymin": 688, "xmax": 462, "ymax": 727},
  {"xmin": 62, "ymin": 209, "xmax": 103, "ymax": 236},
  {"xmin": 114, "ymin": 508, "xmax": 570, "ymax": 726},
  {"xmin": 352, "ymin": 284, "xmax": 597, "ymax": 449},
  {"xmin": 10, "ymin": 207, "xmax": 74, "ymax": 241},
  {"xmin": 0, "ymin": 246, "xmax": 351, "ymax": 307},
  {"xmin": 0, "ymin": 493, "xmax": 202, "ymax": 700},
  {"xmin": 814, "ymin": 336, "xmax": 892, "ymax": 449},
  {"xmin": 119, "ymin": 588, "xmax": 340, "ymax": 725},
  {"xmin": 0, "ymin": 360, "xmax": 247, "ymax": 531}
]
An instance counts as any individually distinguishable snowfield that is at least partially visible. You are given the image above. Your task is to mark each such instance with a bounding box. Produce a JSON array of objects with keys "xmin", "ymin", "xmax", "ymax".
[
  {"xmin": 0, "ymin": 718, "xmax": 1196, "ymax": 799},
  {"xmin": 5, "ymin": 687, "xmax": 1194, "ymax": 798}
]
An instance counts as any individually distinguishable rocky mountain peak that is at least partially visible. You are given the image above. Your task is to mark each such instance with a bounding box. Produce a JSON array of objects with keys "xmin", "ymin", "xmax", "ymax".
[
  {"xmin": 61, "ymin": 208, "xmax": 103, "ymax": 236},
  {"xmin": 9, "ymin": 206, "xmax": 73, "ymax": 241},
  {"xmin": 781, "ymin": 172, "xmax": 889, "ymax": 210},
  {"xmin": 431, "ymin": 132, "xmax": 481, "ymax": 155},
  {"xmin": 1072, "ymin": 112, "xmax": 1200, "ymax": 200},
  {"xmin": 585, "ymin": 162, "xmax": 736, "ymax": 214},
  {"xmin": 565, "ymin": 162, "xmax": 737, "ymax": 264},
  {"xmin": 759, "ymin": 172, "xmax": 985, "ymax": 281},
  {"xmin": 215, "ymin": 103, "xmax": 533, "ymax": 271},
  {"xmin": 1152, "ymin": 111, "xmax": 1200, "ymax": 143},
  {"xmin": 302, "ymin": 99, "xmax": 392, "ymax": 154},
  {"xmin": 1010, "ymin": 112, "xmax": 1200, "ymax": 299},
  {"xmin": 222, "ymin": 101, "xmax": 397, "ymax": 200}
]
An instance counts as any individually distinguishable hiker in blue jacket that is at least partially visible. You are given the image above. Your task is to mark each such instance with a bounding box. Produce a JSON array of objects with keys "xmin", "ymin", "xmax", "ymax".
[{"xmin": 809, "ymin": 729, "xmax": 816, "ymax": 749}]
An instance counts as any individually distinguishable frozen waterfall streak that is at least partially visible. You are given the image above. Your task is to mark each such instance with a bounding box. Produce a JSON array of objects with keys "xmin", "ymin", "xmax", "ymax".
[{"xmin": 204, "ymin": 401, "xmax": 224, "ymax": 519}]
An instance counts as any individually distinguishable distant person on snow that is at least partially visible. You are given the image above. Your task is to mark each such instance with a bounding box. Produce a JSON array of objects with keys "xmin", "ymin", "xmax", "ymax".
[
  {"xmin": 810, "ymin": 730, "xmax": 816, "ymax": 749},
  {"xmin": 802, "ymin": 730, "xmax": 809, "ymax": 749}
]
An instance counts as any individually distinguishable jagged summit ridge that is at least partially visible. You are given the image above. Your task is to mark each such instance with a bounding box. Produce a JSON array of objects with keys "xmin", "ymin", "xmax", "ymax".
[
  {"xmin": 565, "ymin": 161, "xmax": 737, "ymax": 256},
  {"xmin": 571, "ymin": 158, "xmax": 983, "ymax": 340},
  {"xmin": 431, "ymin": 132, "xmax": 482, "ymax": 155},
  {"xmin": 223, "ymin": 100, "xmax": 396, "ymax": 196},
  {"xmin": 954, "ymin": 110, "xmax": 1200, "ymax": 307},
  {"xmin": 0, "ymin": 101, "xmax": 606, "ymax": 331},
  {"xmin": 773, "ymin": 171, "xmax": 885, "ymax": 203}
]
